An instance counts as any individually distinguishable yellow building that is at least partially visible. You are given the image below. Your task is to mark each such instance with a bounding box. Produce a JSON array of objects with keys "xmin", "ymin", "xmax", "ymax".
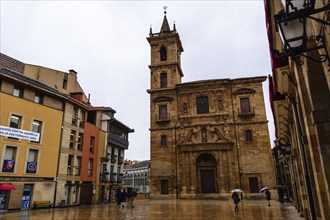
[{"xmin": 0, "ymin": 66, "xmax": 65, "ymax": 210}]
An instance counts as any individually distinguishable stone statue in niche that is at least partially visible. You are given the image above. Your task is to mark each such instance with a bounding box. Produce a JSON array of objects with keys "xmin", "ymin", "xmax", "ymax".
[{"xmin": 202, "ymin": 128, "xmax": 207, "ymax": 142}]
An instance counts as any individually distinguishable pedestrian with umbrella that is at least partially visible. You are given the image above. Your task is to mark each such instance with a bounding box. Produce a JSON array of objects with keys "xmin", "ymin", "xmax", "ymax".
[
  {"xmin": 231, "ymin": 189, "xmax": 242, "ymax": 211},
  {"xmin": 261, "ymin": 187, "xmax": 271, "ymax": 207}
]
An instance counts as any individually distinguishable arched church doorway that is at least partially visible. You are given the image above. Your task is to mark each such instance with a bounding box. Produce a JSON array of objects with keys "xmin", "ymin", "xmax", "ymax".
[{"xmin": 196, "ymin": 153, "xmax": 218, "ymax": 194}]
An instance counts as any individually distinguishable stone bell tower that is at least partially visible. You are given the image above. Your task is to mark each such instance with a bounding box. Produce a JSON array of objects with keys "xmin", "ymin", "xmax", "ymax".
[
  {"xmin": 147, "ymin": 9, "xmax": 184, "ymax": 198},
  {"xmin": 147, "ymin": 9, "xmax": 184, "ymax": 90}
]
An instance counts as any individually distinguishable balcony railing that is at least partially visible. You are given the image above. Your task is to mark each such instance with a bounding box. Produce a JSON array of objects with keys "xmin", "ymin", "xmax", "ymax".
[
  {"xmin": 111, "ymin": 155, "xmax": 117, "ymax": 163},
  {"xmin": 118, "ymin": 156, "xmax": 124, "ymax": 165},
  {"xmin": 156, "ymin": 114, "xmax": 170, "ymax": 122},
  {"xmin": 67, "ymin": 166, "xmax": 73, "ymax": 175},
  {"xmin": 238, "ymin": 107, "xmax": 255, "ymax": 117},
  {"xmin": 72, "ymin": 117, "xmax": 77, "ymax": 126}
]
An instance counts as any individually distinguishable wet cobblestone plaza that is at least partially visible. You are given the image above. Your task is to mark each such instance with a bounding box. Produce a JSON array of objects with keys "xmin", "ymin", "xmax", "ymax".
[{"xmin": 0, "ymin": 199, "xmax": 304, "ymax": 220}]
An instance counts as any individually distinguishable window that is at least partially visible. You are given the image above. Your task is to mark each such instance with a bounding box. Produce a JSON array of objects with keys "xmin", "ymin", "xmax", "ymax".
[
  {"xmin": 77, "ymin": 133, "xmax": 83, "ymax": 150},
  {"xmin": 75, "ymin": 156, "xmax": 81, "ymax": 176},
  {"xmin": 196, "ymin": 96, "xmax": 209, "ymax": 114},
  {"xmin": 31, "ymin": 120, "xmax": 42, "ymax": 143},
  {"xmin": 79, "ymin": 111, "xmax": 85, "ymax": 128},
  {"xmin": 160, "ymin": 46, "xmax": 167, "ymax": 61},
  {"xmin": 159, "ymin": 105, "xmax": 168, "ymax": 120},
  {"xmin": 110, "ymin": 165, "xmax": 114, "ymax": 181},
  {"xmin": 13, "ymin": 86, "xmax": 22, "ymax": 97},
  {"xmin": 160, "ymin": 73, "xmax": 167, "ymax": 88},
  {"xmin": 72, "ymin": 107, "xmax": 78, "ymax": 125},
  {"xmin": 34, "ymin": 94, "xmax": 43, "ymax": 104},
  {"xmin": 26, "ymin": 149, "xmax": 38, "ymax": 173},
  {"xmin": 70, "ymin": 130, "xmax": 76, "ymax": 149},
  {"xmin": 240, "ymin": 97, "xmax": 251, "ymax": 113},
  {"xmin": 88, "ymin": 159, "xmax": 93, "ymax": 176},
  {"xmin": 10, "ymin": 115, "xmax": 21, "ymax": 129},
  {"xmin": 249, "ymin": 177, "xmax": 259, "ymax": 193},
  {"xmin": 90, "ymin": 136, "xmax": 95, "ymax": 153},
  {"xmin": 160, "ymin": 180, "xmax": 169, "ymax": 195},
  {"xmin": 160, "ymin": 135, "xmax": 167, "ymax": 146},
  {"xmin": 3, "ymin": 146, "xmax": 17, "ymax": 172},
  {"xmin": 245, "ymin": 130, "xmax": 253, "ymax": 142},
  {"xmin": 67, "ymin": 155, "xmax": 74, "ymax": 175}
]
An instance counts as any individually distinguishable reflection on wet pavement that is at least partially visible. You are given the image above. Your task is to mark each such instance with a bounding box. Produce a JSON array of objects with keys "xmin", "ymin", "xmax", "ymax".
[{"xmin": 0, "ymin": 199, "xmax": 304, "ymax": 220}]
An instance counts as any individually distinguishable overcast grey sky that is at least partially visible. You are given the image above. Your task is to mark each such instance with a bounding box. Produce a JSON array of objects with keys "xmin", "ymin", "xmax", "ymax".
[{"xmin": 1, "ymin": 1, "xmax": 275, "ymax": 161}]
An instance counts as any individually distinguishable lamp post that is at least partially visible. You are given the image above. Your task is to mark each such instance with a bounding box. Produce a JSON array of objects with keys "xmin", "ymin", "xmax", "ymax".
[{"xmin": 274, "ymin": 0, "xmax": 330, "ymax": 69}]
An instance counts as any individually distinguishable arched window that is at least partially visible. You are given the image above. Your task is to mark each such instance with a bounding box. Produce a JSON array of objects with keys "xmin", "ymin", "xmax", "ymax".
[{"xmin": 160, "ymin": 46, "xmax": 167, "ymax": 61}]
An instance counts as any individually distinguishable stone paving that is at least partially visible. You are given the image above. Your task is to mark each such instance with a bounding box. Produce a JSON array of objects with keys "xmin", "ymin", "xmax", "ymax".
[{"xmin": 0, "ymin": 199, "xmax": 305, "ymax": 220}]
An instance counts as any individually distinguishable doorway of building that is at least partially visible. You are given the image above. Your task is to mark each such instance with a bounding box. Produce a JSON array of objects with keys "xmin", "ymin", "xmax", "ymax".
[
  {"xmin": 196, "ymin": 153, "xmax": 217, "ymax": 194},
  {"xmin": 0, "ymin": 190, "xmax": 9, "ymax": 210},
  {"xmin": 21, "ymin": 184, "xmax": 33, "ymax": 208}
]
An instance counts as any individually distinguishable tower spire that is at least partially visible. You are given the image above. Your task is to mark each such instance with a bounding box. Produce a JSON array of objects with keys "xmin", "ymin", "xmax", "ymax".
[{"xmin": 160, "ymin": 6, "xmax": 171, "ymax": 33}]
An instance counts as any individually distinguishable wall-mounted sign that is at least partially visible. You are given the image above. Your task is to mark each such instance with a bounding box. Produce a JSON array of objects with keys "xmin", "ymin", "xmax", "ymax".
[
  {"xmin": 26, "ymin": 162, "xmax": 37, "ymax": 173},
  {"xmin": 2, "ymin": 160, "xmax": 15, "ymax": 172},
  {"xmin": 0, "ymin": 126, "xmax": 40, "ymax": 142}
]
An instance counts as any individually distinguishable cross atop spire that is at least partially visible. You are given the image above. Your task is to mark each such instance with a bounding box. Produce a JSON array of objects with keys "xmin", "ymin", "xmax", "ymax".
[
  {"xmin": 160, "ymin": 6, "xmax": 170, "ymax": 33},
  {"xmin": 163, "ymin": 6, "xmax": 167, "ymax": 14}
]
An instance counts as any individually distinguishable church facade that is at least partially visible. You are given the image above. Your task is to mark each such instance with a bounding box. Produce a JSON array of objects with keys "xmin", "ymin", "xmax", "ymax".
[{"xmin": 147, "ymin": 12, "xmax": 275, "ymax": 199}]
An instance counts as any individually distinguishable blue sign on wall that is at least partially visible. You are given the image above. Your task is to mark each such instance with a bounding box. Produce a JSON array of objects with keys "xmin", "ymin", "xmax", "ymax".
[
  {"xmin": 21, "ymin": 188, "xmax": 32, "ymax": 208},
  {"xmin": 26, "ymin": 162, "xmax": 37, "ymax": 173},
  {"xmin": 2, "ymin": 160, "xmax": 15, "ymax": 172}
]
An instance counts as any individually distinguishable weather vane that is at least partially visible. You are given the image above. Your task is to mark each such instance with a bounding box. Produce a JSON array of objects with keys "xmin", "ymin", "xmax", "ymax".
[{"xmin": 163, "ymin": 6, "xmax": 167, "ymax": 14}]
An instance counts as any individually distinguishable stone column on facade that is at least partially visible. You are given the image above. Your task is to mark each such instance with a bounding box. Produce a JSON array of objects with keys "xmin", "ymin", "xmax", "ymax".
[
  {"xmin": 180, "ymin": 151, "xmax": 186, "ymax": 195},
  {"xmin": 190, "ymin": 151, "xmax": 196, "ymax": 194},
  {"xmin": 227, "ymin": 149, "xmax": 233, "ymax": 192},
  {"xmin": 218, "ymin": 150, "xmax": 226, "ymax": 193}
]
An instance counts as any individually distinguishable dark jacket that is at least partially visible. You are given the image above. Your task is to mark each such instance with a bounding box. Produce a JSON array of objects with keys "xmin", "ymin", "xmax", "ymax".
[
  {"xmin": 232, "ymin": 192, "xmax": 240, "ymax": 204},
  {"xmin": 266, "ymin": 190, "xmax": 271, "ymax": 200}
]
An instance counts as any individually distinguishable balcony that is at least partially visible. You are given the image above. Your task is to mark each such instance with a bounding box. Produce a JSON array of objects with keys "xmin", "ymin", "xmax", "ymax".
[
  {"xmin": 72, "ymin": 117, "xmax": 77, "ymax": 126},
  {"xmin": 238, "ymin": 107, "xmax": 255, "ymax": 117},
  {"xmin": 111, "ymin": 154, "xmax": 117, "ymax": 163},
  {"xmin": 155, "ymin": 114, "xmax": 170, "ymax": 123},
  {"xmin": 79, "ymin": 121, "xmax": 84, "ymax": 128},
  {"xmin": 118, "ymin": 156, "xmax": 124, "ymax": 165},
  {"xmin": 67, "ymin": 166, "xmax": 73, "ymax": 175},
  {"xmin": 110, "ymin": 173, "xmax": 117, "ymax": 182},
  {"xmin": 108, "ymin": 134, "xmax": 129, "ymax": 149},
  {"xmin": 101, "ymin": 171, "xmax": 110, "ymax": 182}
]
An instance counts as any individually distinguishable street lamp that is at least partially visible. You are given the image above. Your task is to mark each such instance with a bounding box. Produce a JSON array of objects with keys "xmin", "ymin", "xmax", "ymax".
[{"xmin": 274, "ymin": 1, "xmax": 330, "ymax": 69}]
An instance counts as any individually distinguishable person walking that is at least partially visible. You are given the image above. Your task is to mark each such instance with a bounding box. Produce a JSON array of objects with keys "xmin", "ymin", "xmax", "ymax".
[
  {"xmin": 265, "ymin": 189, "xmax": 271, "ymax": 207},
  {"xmin": 121, "ymin": 189, "xmax": 128, "ymax": 208},
  {"xmin": 278, "ymin": 187, "xmax": 284, "ymax": 204},
  {"xmin": 115, "ymin": 187, "xmax": 122, "ymax": 208},
  {"xmin": 232, "ymin": 192, "xmax": 240, "ymax": 211},
  {"xmin": 128, "ymin": 189, "xmax": 137, "ymax": 208}
]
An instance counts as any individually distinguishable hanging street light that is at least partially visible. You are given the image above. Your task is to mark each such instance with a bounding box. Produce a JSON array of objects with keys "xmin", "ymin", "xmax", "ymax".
[{"xmin": 274, "ymin": 1, "xmax": 330, "ymax": 69}]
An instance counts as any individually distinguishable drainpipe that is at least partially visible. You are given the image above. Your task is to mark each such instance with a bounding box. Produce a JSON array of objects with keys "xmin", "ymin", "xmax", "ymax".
[
  {"xmin": 53, "ymin": 101, "xmax": 66, "ymax": 207},
  {"xmin": 230, "ymin": 83, "xmax": 242, "ymax": 191},
  {"xmin": 174, "ymin": 90, "xmax": 180, "ymax": 199}
]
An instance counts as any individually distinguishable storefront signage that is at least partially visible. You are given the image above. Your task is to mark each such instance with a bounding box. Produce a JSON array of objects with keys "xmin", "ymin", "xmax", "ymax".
[{"xmin": 0, "ymin": 126, "xmax": 40, "ymax": 142}]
